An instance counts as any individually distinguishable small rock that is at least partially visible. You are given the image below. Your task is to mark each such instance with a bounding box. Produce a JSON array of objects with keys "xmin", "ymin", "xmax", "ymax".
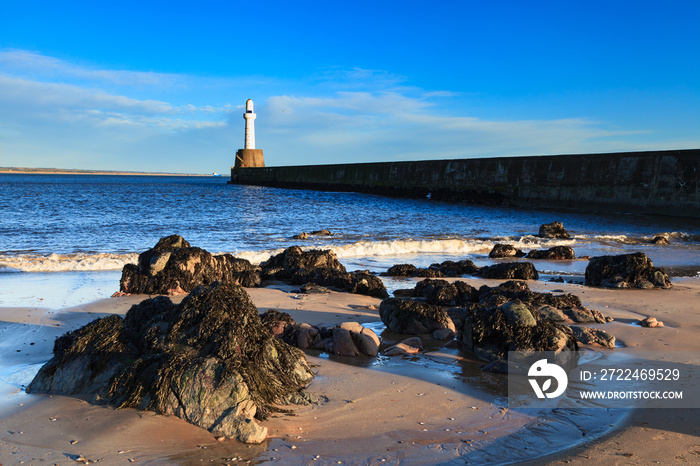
[
  {"xmin": 651, "ymin": 235, "xmax": 670, "ymax": 245},
  {"xmin": 570, "ymin": 326, "xmax": 616, "ymax": 348},
  {"xmin": 538, "ymin": 221, "xmax": 570, "ymax": 239},
  {"xmin": 488, "ymin": 244, "xmax": 526, "ymax": 259},
  {"xmin": 638, "ymin": 316, "xmax": 664, "ymax": 328},
  {"xmin": 384, "ymin": 337, "xmax": 423, "ymax": 357}
]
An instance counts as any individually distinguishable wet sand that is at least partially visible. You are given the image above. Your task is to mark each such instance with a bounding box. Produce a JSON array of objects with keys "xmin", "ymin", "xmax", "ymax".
[{"xmin": 1, "ymin": 278, "xmax": 698, "ymax": 465}]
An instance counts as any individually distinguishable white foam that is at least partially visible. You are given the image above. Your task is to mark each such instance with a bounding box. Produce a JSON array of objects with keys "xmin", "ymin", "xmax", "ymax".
[
  {"xmin": 0, "ymin": 252, "xmax": 138, "ymax": 273},
  {"xmin": 332, "ymin": 238, "xmax": 494, "ymax": 258},
  {"xmin": 232, "ymin": 236, "xmax": 580, "ymax": 266},
  {"xmin": 235, "ymin": 248, "xmax": 286, "ymax": 265}
]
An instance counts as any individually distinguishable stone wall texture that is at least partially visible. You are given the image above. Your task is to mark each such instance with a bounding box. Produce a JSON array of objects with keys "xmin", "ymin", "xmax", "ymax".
[{"xmin": 229, "ymin": 149, "xmax": 699, "ymax": 218}]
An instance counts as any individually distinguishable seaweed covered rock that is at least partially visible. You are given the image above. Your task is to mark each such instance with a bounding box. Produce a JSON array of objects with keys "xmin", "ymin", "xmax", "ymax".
[
  {"xmin": 119, "ymin": 235, "xmax": 260, "ymax": 294},
  {"xmin": 291, "ymin": 268, "xmax": 389, "ymax": 299},
  {"xmin": 381, "ymin": 264, "xmax": 418, "ymax": 277},
  {"xmin": 379, "ymin": 298, "xmax": 456, "ymax": 335},
  {"xmin": 538, "ymin": 221, "xmax": 570, "ymax": 239},
  {"xmin": 430, "ymin": 259, "xmax": 480, "ymax": 277},
  {"xmin": 478, "ymin": 262, "xmax": 539, "ymax": 280},
  {"xmin": 489, "ymin": 243, "xmax": 526, "ymax": 258},
  {"xmin": 381, "ymin": 259, "xmax": 478, "ymax": 278},
  {"xmin": 414, "ymin": 279, "xmax": 478, "ymax": 306},
  {"xmin": 585, "ymin": 252, "xmax": 671, "ymax": 289},
  {"xmin": 261, "ymin": 246, "xmax": 345, "ymax": 280},
  {"xmin": 28, "ymin": 282, "xmax": 314, "ymax": 444},
  {"xmin": 381, "ymin": 263, "xmax": 445, "ymax": 278},
  {"xmin": 526, "ymin": 246, "xmax": 576, "ymax": 260},
  {"xmin": 459, "ymin": 300, "xmax": 578, "ymax": 364}
]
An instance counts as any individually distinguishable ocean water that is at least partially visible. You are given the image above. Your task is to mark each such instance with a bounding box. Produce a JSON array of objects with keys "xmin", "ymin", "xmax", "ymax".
[{"xmin": 1, "ymin": 173, "xmax": 699, "ymax": 307}]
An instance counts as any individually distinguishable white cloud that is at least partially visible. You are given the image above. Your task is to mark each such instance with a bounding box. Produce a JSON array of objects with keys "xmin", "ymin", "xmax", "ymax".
[
  {"xmin": 1, "ymin": 50, "xmax": 697, "ymax": 172},
  {"xmin": 0, "ymin": 49, "xmax": 179, "ymax": 87}
]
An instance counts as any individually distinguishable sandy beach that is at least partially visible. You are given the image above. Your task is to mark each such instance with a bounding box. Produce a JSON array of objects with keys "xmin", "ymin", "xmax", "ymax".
[{"xmin": 1, "ymin": 277, "xmax": 699, "ymax": 465}]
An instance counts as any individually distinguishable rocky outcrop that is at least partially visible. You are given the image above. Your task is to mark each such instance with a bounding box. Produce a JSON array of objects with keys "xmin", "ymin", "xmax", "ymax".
[
  {"xmin": 381, "ymin": 263, "xmax": 418, "ymax": 277},
  {"xmin": 430, "ymin": 259, "xmax": 480, "ymax": 277},
  {"xmin": 478, "ymin": 262, "xmax": 539, "ymax": 280},
  {"xmin": 375, "ymin": 279, "xmax": 612, "ymax": 370},
  {"xmin": 119, "ymin": 235, "xmax": 260, "ymax": 295},
  {"xmin": 262, "ymin": 246, "xmax": 388, "ymax": 298},
  {"xmin": 381, "ymin": 259, "xmax": 479, "ymax": 279},
  {"xmin": 585, "ymin": 252, "xmax": 672, "ymax": 289},
  {"xmin": 28, "ymin": 282, "xmax": 314, "ymax": 444},
  {"xmin": 538, "ymin": 222, "xmax": 570, "ymax": 239},
  {"xmin": 290, "ymin": 268, "xmax": 388, "ymax": 299},
  {"xmin": 262, "ymin": 246, "xmax": 346, "ymax": 279},
  {"xmin": 459, "ymin": 300, "xmax": 578, "ymax": 366},
  {"xmin": 293, "ymin": 229, "xmax": 334, "ymax": 240},
  {"xmin": 379, "ymin": 298, "xmax": 456, "ymax": 336},
  {"xmin": 413, "ymin": 279, "xmax": 479, "ymax": 307},
  {"xmin": 260, "ymin": 310, "xmax": 381, "ymax": 357},
  {"xmin": 488, "ymin": 244, "xmax": 526, "ymax": 258},
  {"xmin": 526, "ymin": 246, "xmax": 576, "ymax": 260}
]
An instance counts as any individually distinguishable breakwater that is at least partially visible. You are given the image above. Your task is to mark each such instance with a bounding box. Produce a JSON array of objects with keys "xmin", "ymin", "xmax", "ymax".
[{"xmin": 229, "ymin": 149, "xmax": 700, "ymax": 218}]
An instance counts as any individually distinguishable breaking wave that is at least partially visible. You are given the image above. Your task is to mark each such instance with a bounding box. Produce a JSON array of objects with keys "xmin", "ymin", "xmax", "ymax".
[
  {"xmin": 236, "ymin": 236, "xmax": 576, "ymax": 265},
  {"xmin": 0, "ymin": 252, "xmax": 138, "ymax": 273},
  {"xmin": 1, "ymin": 236, "xmax": 583, "ymax": 272}
]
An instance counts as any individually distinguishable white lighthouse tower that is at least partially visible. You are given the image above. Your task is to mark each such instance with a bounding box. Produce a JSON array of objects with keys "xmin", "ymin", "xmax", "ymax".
[
  {"xmin": 234, "ymin": 99, "xmax": 264, "ymax": 168},
  {"xmin": 243, "ymin": 99, "xmax": 256, "ymax": 149}
]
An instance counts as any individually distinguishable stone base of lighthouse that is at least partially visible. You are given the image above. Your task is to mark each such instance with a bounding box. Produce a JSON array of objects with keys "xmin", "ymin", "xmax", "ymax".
[{"xmin": 234, "ymin": 149, "xmax": 265, "ymax": 168}]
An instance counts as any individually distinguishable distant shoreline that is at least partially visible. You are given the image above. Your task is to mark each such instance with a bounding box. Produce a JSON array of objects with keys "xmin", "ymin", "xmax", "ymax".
[{"xmin": 0, "ymin": 167, "xmax": 210, "ymax": 176}]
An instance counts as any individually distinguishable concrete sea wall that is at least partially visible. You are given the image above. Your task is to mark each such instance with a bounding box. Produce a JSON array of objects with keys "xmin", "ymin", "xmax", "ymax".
[{"xmin": 229, "ymin": 149, "xmax": 700, "ymax": 218}]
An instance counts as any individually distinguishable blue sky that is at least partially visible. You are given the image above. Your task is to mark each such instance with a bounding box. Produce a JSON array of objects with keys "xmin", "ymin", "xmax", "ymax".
[{"xmin": 1, "ymin": 1, "xmax": 698, "ymax": 173}]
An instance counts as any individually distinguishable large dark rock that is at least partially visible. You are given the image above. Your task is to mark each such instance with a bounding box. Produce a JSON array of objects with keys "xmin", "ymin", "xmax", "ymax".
[
  {"xmin": 379, "ymin": 298, "xmax": 456, "ymax": 335},
  {"xmin": 263, "ymin": 246, "xmax": 388, "ymax": 298},
  {"xmin": 381, "ymin": 259, "xmax": 478, "ymax": 278},
  {"xmin": 261, "ymin": 246, "xmax": 345, "ymax": 280},
  {"xmin": 585, "ymin": 252, "xmax": 671, "ymax": 289},
  {"xmin": 28, "ymin": 282, "xmax": 314, "ymax": 444},
  {"xmin": 381, "ymin": 264, "xmax": 418, "ymax": 277},
  {"xmin": 526, "ymin": 246, "xmax": 576, "ymax": 260},
  {"xmin": 478, "ymin": 262, "xmax": 539, "ymax": 280},
  {"xmin": 477, "ymin": 280, "xmax": 581, "ymax": 309},
  {"xmin": 120, "ymin": 235, "xmax": 260, "ymax": 294},
  {"xmin": 290, "ymin": 268, "xmax": 389, "ymax": 299},
  {"xmin": 489, "ymin": 244, "xmax": 526, "ymax": 258},
  {"xmin": 414, "ymin": 279, "xmax": 478, "ymax": 306},
  {"xmin": 430, "ymin": 259, "xmax": 479, "ymax": 277},
  {"xmin": 538, "ymin": 222, "xmax": 570, "ymax": 239},
  {"xmin": 459, "ymin": 300, "xmax": 578, "ymax": 365}
]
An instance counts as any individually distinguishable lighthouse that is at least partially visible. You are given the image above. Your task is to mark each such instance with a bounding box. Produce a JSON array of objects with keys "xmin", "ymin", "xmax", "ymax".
[
  {"xmin": 243, "ymin": 99, "xmax": 256, "ymax": 149},
  {"xmin": 234, "ymin": 99, "xmax": 265, "ymax": 168}
]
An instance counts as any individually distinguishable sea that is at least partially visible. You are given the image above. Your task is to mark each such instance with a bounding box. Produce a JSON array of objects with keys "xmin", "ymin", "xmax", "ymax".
[{"xmin": 1, "ymin": 173, "xmax": 700, "ymax": 309}]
